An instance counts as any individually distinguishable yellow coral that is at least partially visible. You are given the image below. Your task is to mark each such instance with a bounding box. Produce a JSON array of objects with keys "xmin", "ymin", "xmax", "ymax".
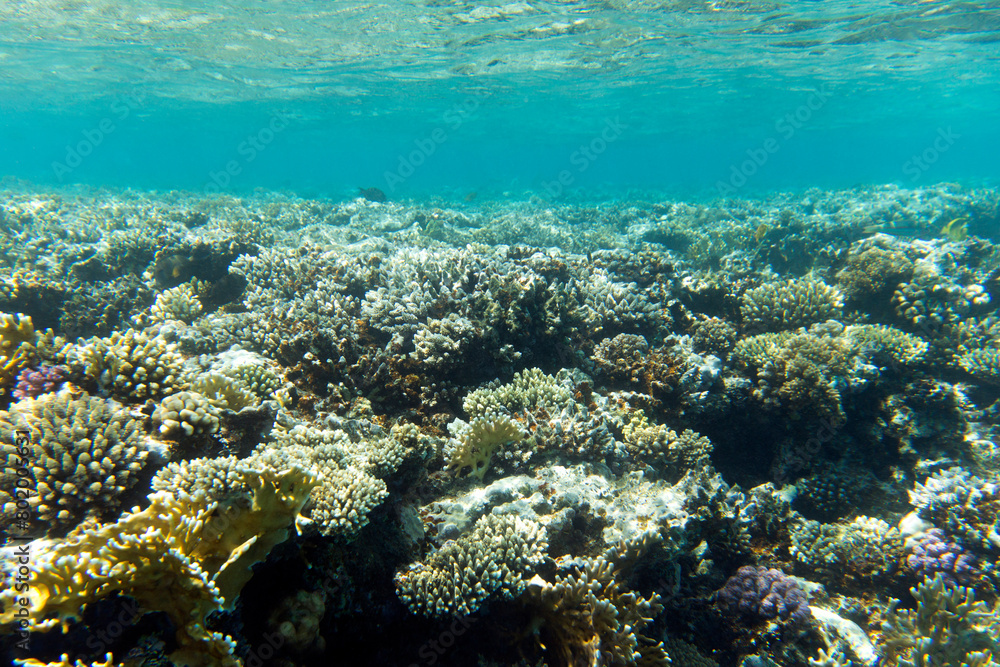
[
  {"xmin": 0, "ymin": 466, "xmax": 317, "ymax": 667},
  {"xmin": 0, "ymin": 312, "xmax": 36, "ymax": 392},
  {"xmin": 446, "ymin": 415, "xmax": 524, "ymax": 480},
  {"xmin": 16, "ymin": 654, "xmax": 117, "ymax": 667}
]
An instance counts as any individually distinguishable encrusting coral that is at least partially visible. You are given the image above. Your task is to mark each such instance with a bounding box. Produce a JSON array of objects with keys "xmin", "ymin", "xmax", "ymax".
[{"xmin": 0, "ymin": 465, "xmax": 317, "ymax": 667}]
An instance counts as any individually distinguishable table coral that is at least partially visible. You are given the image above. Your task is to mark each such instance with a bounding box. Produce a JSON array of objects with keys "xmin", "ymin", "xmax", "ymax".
[{"xmin": 0, "ymin": 465, "xmax": 317, "ymax": 667}]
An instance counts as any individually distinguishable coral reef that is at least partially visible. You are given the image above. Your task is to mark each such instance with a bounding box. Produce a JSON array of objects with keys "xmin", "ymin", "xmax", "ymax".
[
  {"xmin": 0, "ymin": 465, "xmax": 317, "ymax": 667},
  {"xmin": 740, "ymin": 278, "xmax": 844, "ymax": 332},
  {"xmin": 1, "ymin": 183, "xmax": 999, "ymax": 667},
  {"xmin": 881, "ymin": 574, "xmax": 1000, "ymax": 667},
  {"xmin": 0, "ymin": 389, "xmax": 148, "ymax": 535},
  {"xmin": 715, "ymin": 565, "xmax": 811, "ymax": 626},
  {"xmin": 395, "ymin": 513, "xmax": 547, "ymax": 617}
]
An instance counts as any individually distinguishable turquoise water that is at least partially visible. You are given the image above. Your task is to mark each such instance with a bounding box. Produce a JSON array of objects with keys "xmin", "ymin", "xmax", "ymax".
[{"xmin": 2, "ymin": 0, "xmax": 998, "ymax": 197}]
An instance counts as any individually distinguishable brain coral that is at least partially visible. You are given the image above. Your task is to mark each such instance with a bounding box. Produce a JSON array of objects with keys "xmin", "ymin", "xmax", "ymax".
[
  {"xmin": 716, "ymin": 565, "xmax": 811, "ymax": 626},
  {"xmin": 0, "ymin": 389, "xmax": 147, "ymax": 535}
]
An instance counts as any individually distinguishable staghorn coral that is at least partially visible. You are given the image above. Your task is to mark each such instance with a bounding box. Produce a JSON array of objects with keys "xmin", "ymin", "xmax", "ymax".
[
  {"xmin": 909, "ymin": 468, "xmax": 1000, "ymax": 553},
  {"xmin": 0, "ymin": 389, "xmax": 147, "ymax": 535},
  {"xmin": 732, "ymin": 331, "xmax": 794, "ymax": 370},
  {"xmin": 791, "ymin": 517, "xmax": 904, "ymax": 584},
  {"xmin": 843, "ymin": 324, "xmax": 928, "ymax": 367},
  {"xmin": 740, "ymin": 277, "xmax": 844, "ymax": 332},
  {"xmin": 445, "ymin": 414, "xmax": 525, "ymax": 480},
  {"xmin": 306, "ymin": 465, "xmax": 389, "ymax": 537},
  {"xmin": 80, "ymin": 328, "xmax": 183, "ymax": 400},
  {"xmin": 691, "ymin": 316, "xmax": 739, "ymax": 358},
  {"xmin": 189, "ymin": 371, "xmax": 259, "ymax": 411},
  {"xmin": 881, "ymin": 574, "xmax": 1000, "ymax": 667},
  {"xmin": 0, "ymin": 465, "xmax": 317, "ymax": 667},
  {"xmin": 463, "ymin": 368, "xmax": 577, "ymax": 419},
  {"xmin": 836, "ymin": 245, "xmax": 913, "ymax": 303},
  {"xmin": 395, "ymin": 513, "xmax": 547, "ymax": 617},
  {"xmin": 906, "ymin": 528, "xmax": 978, "ymax": 586},
  {"xmin": 12, "ymin": 364, "xmax": 68, "ymax": 399},
  {"xmin": 754, "ymin": 325, "xmax": 858, "ymax": 425},
  {"xmin": 520, "ymin": 553, "xmax": 669, "ymax": 667}
]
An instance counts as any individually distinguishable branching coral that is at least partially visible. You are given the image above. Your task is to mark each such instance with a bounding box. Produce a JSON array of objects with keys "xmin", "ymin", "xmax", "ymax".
[
  {"xmin": 0, "ymin": 311, "xmax": 36, "ymax": 395},
  {"xmin": 0, "ymin": 465, "xmax": 317, "ymax": 667},
  {"xmin": 881, "ymin": 574, "xmax": 1000, "ymax": 667},
  {"xmin": 395, "ymin": 514, "xmax": 547, "ymax": 617},
  {"xmin": 520, "ymin": 552, "xmax": 669, "ymax": 667},
  {"xmin": 740, "ymin": 278, "xmax": 844, "ymax": 332},
  {"xmin": 0, "ymin": 389, "xmax": 147, "ymax": 535},
  {"xmin": 80, "ymin": 328, "xmax": 183, "ymax": 400}
]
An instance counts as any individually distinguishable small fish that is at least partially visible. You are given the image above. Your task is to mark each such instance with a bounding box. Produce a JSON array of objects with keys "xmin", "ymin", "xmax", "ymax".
[
  {"xmin": 359, "ymin": 186, "xmax": 387, "ymax": 203},
  {"xmin": 754, "ymin": 223, "xmax": 769, "ymax": 243},
  {"xmin": 940, "ymin": 217, "xmax": 968, "ymax": 242},
  {"xmin": 862, "ymin": 223, "xmax": 927, "ymax": 238}
]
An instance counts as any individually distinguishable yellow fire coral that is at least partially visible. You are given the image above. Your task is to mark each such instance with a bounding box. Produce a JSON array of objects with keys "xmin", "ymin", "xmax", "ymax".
[
  {"xmin": 445, "ymin": 415, "xmax": 525, "ymax": 480},
  {"xmin": 0, "ymin": 466, "xmax": 317, "ymax": 667},
  {"xmin": 0, "ymin": 311, "xmax": 35, "ymax": 393}
]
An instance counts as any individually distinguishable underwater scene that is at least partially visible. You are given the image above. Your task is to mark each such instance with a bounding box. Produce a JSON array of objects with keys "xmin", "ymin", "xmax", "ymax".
[{"xmin": 2, "ymin": 2, "xmax": 1000, "ymax": 667}]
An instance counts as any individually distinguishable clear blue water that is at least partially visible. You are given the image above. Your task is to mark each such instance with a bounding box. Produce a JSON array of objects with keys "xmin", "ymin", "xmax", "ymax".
[{"xmin": 1, "ymin": 0, "xmax": 998, "ymax": 198}]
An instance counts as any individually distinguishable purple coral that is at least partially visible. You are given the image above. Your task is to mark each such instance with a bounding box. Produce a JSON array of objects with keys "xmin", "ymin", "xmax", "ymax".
[
  {"xmin": 716, "ymin": 565, "xmax": 811, "ymax": 626},
  {"xmin": 906, "ymin": 528, "xmax": 977, "ymax": 586},
  {"xmin": 12, "ymin": 365, "xmax": 69, "ymax": 400}
]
